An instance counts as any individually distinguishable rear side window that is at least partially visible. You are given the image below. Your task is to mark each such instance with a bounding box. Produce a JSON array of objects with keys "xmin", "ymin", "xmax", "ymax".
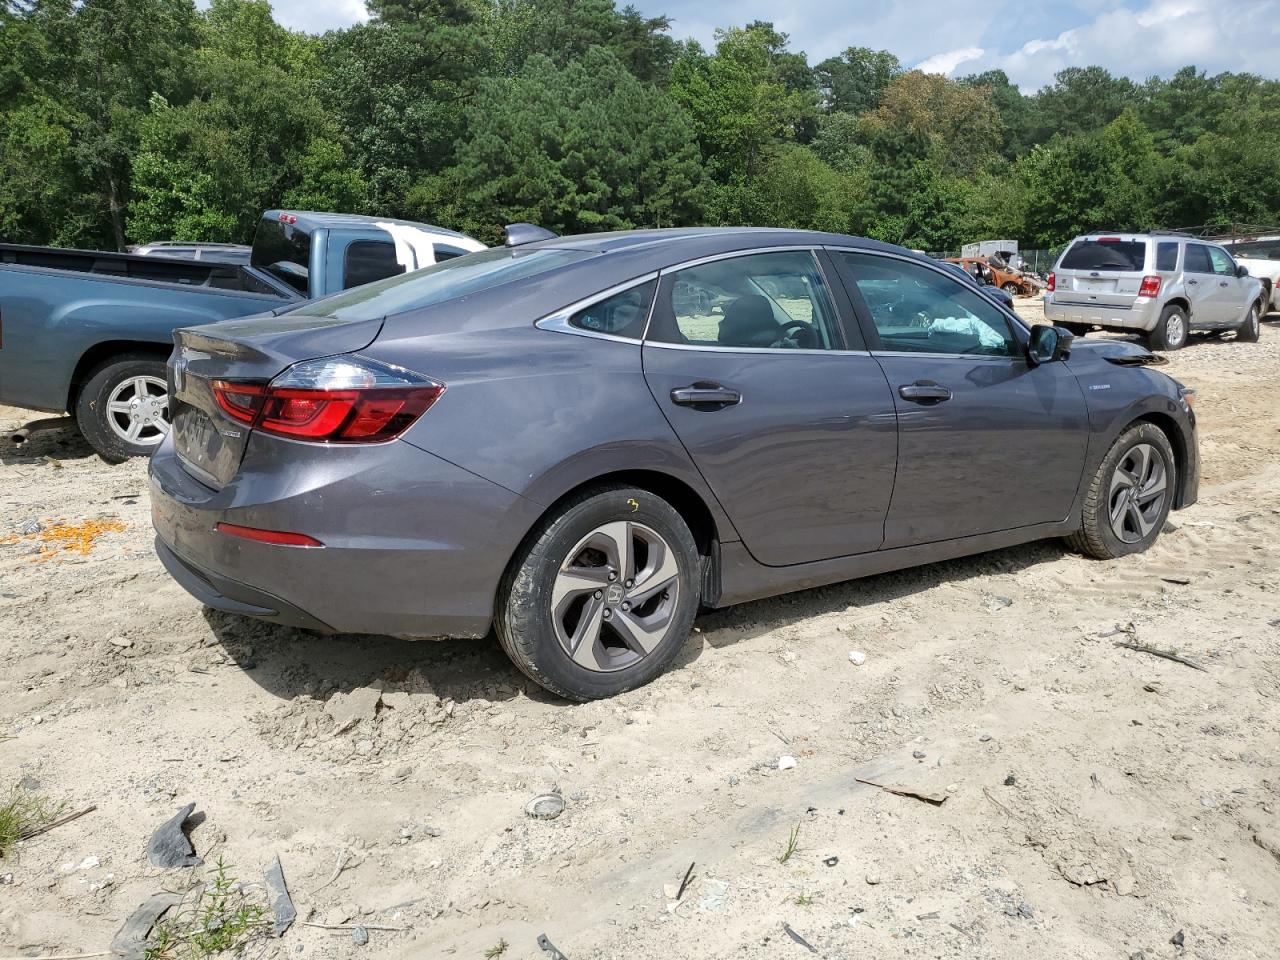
[
  {"xmin": 1184, "ymin": 244, "xmax": 1213, "ymax": 274},
  {"xmin": 1156, "ymin": 242, "xmax": 1179, "ymax": 271},
  {"xmin": 1059, "ymin": 239, "xmax": 1146, "ymax": 272},
  {"xmin": 1225, "ymin": 239, "xmax": 1280, "ymax": 261},
  {"xmin": 569, "ymin": 281, "xmax": 656, "ymax": 340},
  {"xmin": 250, "ymin": 218, "xmax": 312, "ymax": 294},
  {"xmin": 290, "ymin": 247, "xmax": 594, "ymax": 321},
  {"xmin": 343, "ymin": 240, "xmax": 405, "ymax": 290}
]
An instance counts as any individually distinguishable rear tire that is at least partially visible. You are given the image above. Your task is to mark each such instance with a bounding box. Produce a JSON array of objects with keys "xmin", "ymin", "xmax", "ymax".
[
  {"xmin": 1144, "ymin": 304, "xmax": 1188, "ymax": 352},
  {"xmin": 1002, "ymin": 282, "xmax": 1019, "ymax": 294},
  {"xmin": 1062, "ymin": 322, "xmax": 1091, "ymax": 338},
  {"xmin": 1236, "ymin": 302, "xmax": 1261, "ymax": 342},
  {"xmin": 496, "ymin": 485, "xmax": 700, "ymax": 701},
  {"xmin": 1065, "ymin": 423, "xmax": 1176, "ymax": 560},
  {"xmin": 74, "ymin": 353, "xmax": 171, "ymax": 463}
]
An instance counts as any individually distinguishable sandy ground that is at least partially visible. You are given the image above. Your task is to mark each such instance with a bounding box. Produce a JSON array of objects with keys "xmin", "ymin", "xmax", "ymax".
[{"xmin": 3, "ymin": 301, "xmax": 1280, "ymax": 960}]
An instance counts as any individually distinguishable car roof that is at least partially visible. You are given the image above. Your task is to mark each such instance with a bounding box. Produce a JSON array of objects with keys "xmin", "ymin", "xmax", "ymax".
[
  {"xmin": 519, "ymin": 227, "xmax": 920, "ymax": 274},
  {"xmin": 264, "ymin": 210, "xmax": 478, "ymax": 243}
]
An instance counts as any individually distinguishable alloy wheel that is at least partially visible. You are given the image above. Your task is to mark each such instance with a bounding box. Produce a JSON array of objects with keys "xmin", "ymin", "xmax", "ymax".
[
  {"xmin": 551, "ymin": 520, "xmax": 681, "ymax": 672},
  {"xmin": 1108, "ymin": 443, "xmax": 1168, "ymax": 543},
  {"xmin": 1165, "ymin": 312, "xmax": 1186, "ymax": 349},
  {"xmin": 106, "ymin": 375, "xmax": 169, "ymax": 446}
]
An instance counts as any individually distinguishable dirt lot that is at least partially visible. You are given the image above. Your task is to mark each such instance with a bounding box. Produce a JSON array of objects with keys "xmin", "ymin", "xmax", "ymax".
[{"xmin": 3, "ymin": 304, "xmax": 1280, "ymax": 960}]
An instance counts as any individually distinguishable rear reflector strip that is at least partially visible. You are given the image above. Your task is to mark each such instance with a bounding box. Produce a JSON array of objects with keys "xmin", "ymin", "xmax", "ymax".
[{"xmin": 215, "ymin": 522, "xmax": 323, "ymax": 548}]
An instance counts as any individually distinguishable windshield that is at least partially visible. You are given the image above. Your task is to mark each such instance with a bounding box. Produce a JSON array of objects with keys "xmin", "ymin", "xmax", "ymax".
[
  {"xmin": 290, "ymin": 247, "xmax": 596, "ymax": 321},
  {"xmin": 1223, "ymin": 238, "xmax": 1280, "ymax": 261},
  {"xmin": 1059, "ymin": 239, "xmax": 1147, "ymax": 272}
]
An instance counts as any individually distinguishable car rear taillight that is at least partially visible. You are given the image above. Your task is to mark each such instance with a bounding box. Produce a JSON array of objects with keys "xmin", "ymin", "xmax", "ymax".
[
  {"xmin": 1139, "ymin": 275, "xmax": 1162, "ymax": 298},
  {"xmin": 1046, "ymin": 272, "xmax": 1056, "ymax": 292},
  {"xmin": 211, "ymin": 357, "xmax": 444, "ymax": 443}
]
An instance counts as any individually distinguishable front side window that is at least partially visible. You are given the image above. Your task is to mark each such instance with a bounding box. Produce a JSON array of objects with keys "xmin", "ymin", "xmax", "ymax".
[
  {"xmin": 1156, "ymin": 242, "xmax": 1179, "ymax": 271},
  {"xmin": 837, "ymin": 252, "xmax": 1019, "ymax": 358},
  {"xmin": 343, "ymin": 240, "xmax": 405, "ymax": 290},
  {"xmin": 568, "ymin": 280, "xmax": 656, "ymax": 340},
  {"xmin": 1207, "ymin": 246, "xmax": 1236, "ymax": 276},
  {"xmin": 1184, "ymin": 244, "xmax": 1213, "ymax": 274},
  {"xmin": 650, "ymin": 251, "xmax": 842, "ymax": 350}
]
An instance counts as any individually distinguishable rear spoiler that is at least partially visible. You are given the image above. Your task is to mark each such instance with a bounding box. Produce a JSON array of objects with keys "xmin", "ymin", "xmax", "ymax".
[{"xmin": 504, "ymin": 223, "xmax": 558, "ymax": 247}]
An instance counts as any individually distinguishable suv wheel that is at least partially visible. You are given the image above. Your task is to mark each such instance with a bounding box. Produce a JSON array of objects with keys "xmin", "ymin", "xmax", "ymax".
[
  {"xmin": 1001, "ymin": 282, "xmax": 1019, "ymax": 294},
  {"xmin": 1237, "ymin": 302, "xmax": 1261, "ymax": 343},
  {"xmin": 1065, "ymin": 423, "xmax": 1176, "ymax": 559},
  {"xmin": 496, "ymin": 485, "xmax": 700, "ymax": 701},
  {"xmin": 75, "ymin": 353, "xmax": 171, "ymax": 463},
  {"xmin": 1145, "ymin": 304, "xmax": 1188, "ymax": 351}
]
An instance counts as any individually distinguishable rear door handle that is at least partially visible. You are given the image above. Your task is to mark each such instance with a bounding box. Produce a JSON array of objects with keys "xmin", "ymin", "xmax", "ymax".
[
  {"xmin": 1219, "ymin": 281, "xmax": 1230, "ymax": 287},
  {"xmin": 670, "ymin": 383, "xmax": 742, "ymax": 407},
  {"xmin": 1187, "ymin": 279, "xmax": 1199, "ymax": 285},
  {"xmin": 898, "ymin": 381, "xmax": 952, "ymax": 404}
]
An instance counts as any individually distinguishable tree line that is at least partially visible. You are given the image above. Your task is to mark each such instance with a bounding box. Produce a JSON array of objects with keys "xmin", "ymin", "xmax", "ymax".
[{"xmin": 3, "ymin": 0, "xmax": 1279, "ymax": 253}]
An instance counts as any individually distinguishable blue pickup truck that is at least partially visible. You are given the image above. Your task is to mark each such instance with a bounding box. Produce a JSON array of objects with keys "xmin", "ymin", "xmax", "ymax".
[{"xmin": 0, "ymin": 210, "xmax": 484, "ymax": 460}]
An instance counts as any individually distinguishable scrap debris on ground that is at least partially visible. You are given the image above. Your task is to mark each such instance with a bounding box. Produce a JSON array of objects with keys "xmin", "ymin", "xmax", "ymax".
[{"xmin": 3, "ymin": 306, "xmax": 1280, "ymax": 959}]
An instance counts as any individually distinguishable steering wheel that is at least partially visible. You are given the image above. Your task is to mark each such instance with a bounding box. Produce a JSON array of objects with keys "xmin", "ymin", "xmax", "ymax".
[{"xmin": 779, "ymin": 320, "xmax": 818, "ymax": 349}]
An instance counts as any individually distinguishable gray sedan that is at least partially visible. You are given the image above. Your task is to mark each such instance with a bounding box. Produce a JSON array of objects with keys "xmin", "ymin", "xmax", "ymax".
[{"xmin": 150, "ymin": 228, "xmax": 1200, "ymax": 700}]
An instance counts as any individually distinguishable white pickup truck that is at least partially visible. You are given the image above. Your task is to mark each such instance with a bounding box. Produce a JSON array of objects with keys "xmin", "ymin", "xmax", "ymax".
[{"xmin": 1219, "ymin": 236, "xmax": 1280, "ymax": 315}]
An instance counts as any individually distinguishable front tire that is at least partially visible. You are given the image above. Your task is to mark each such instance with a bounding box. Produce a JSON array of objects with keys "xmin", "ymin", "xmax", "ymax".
[
  {"xmin": 1237, "ymin": 302, "xmax": 1261, "ymax": 343},
  {"xmin": 496, "ymin": 485, "xmax": 700, "ymax": 701},
  {"xmin": 75, "ymin": 353, "xmax": 171, "ymax": 463},
  {"xmin": 1002, "ymin": 282, "xmax": 1019, "ymax": 294},
  {"xmin": 1065, "ymin": 423, "xmax": 1176, "ymax": 560},
  {"xmin": 1145, "ymin": 304, "xmax": 1188, "ymax": 351}
]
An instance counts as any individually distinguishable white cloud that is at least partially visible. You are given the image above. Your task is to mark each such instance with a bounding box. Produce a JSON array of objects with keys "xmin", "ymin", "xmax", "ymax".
[
  {"xmin": 266, "ymin": 0, "xmax": 369, "ymax": 34},
  {"xmin": 915, "ymin": 46, "xmax": 985, "ymax": 76},
  {"xmin": 986, "ymin": 0, "xmax": 1280, "ymax": 90}
]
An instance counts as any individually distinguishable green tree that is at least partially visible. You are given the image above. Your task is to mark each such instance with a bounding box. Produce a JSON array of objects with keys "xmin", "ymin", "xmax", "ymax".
[
  {"xmin": 447, "ymin": 47, "xmax": 707, "ymax": 236},
  {"xmin": 814, "ymin": 47, "xmax": 900, "ymax": 115}
]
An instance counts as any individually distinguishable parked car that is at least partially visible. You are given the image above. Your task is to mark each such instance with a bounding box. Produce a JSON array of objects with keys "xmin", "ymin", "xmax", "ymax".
[
  {"xmin": 1217, "ymin": 234, "xmax": 1280, "ymax": 315},
  {"xmin": 150, "ymin": 227, "xmax": 1200, "ymax": 701},
  {"xmin": 938, "ymin": 259, "xmax": 1015, "ymax": 308},
  {"xmin": 0, "ymin": 210, "xmax": 485, "ymax": 460},
  {"xmin": 131, "ymin": 241, "xmax": 253, "ymax": 264},
  {"xmin": 1044, "ymin": 232, "xmax": 1265, "ymax": 350},
  {"xmin": 945, "ymin": 256, "xmax": 1035, "ymax": 295}
]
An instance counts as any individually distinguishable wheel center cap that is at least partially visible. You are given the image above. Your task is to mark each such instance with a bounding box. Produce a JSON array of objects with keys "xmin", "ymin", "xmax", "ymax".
[{"xmin": 605, "ymin": 584, "xmax": 625, "ymax": 605}]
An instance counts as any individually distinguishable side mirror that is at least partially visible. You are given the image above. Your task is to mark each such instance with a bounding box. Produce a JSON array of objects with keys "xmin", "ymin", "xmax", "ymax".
[
  {"xmin": 1028, "ymin": 324, "xmax": 1073, "ymax": 365},
  {"xmin": 1237, "ymin": 264, "xmax": 1250, "ymax": 278}
]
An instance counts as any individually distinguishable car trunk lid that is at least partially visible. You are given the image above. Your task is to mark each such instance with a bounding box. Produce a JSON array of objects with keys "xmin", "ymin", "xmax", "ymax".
[{"xmin": 169, "ymin": 312, "xmax": 384, "ymax": 489}]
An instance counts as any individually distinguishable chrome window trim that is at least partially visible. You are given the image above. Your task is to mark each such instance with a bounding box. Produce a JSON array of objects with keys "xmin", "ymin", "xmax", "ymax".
[
  {"xmin": 644, "ymin": 341, "xmax": 871, "ymax": 357},
  {"xmin": 534, "ymin": 272, "xmax": 660, "ymax": 343},
  {"xmin": 870, "ymin": 350, "xmax": 1028, "ymax": 363},
  {"xmin": 824, "ymin": 244, "xmax": 1032, "ymax": 337}
]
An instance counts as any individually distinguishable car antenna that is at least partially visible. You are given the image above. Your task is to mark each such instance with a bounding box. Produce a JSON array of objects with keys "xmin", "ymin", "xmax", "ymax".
[{"xmin": 504, "ymin": 223, "xmax": 558, "ymax": 247}]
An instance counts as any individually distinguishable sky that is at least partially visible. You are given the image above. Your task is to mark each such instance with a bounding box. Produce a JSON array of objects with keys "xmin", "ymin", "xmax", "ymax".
[{"xmin": 263, "ymin": 0, "xmax": 1280, "ymax": 92}]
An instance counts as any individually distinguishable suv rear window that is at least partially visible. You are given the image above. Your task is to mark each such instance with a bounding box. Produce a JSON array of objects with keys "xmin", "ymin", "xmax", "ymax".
[
  {"xmin": 1059, "ymin": 239, "xmax": 1147, "ymax": 272},
  {"xmin": 250, "ymin": 219, "xmax": 311, "ymax": 294}
]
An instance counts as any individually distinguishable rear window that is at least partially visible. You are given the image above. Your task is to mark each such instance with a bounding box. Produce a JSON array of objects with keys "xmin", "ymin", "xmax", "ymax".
[
  {"xmin": 1184, "ymin": 244, "xmax": 1213, "ymax": 273},
  {"xmin": 290, "ymin": 247, "xmax": 594, "ymax": 321},
  {"xmin": 1059, "ymin": 239, "xmax": 1147, "ymax": 272},
  {"xmin": 251, "ymin": 219, "xmax": 312, "ymax": 294},
  {"xmin": 1155, "ymin": 242, "xmax": 1178, "ymax": 271}
]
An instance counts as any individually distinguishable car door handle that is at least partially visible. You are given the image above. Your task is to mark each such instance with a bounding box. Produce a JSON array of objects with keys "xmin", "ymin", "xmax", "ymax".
[
  {"xmin": 898, "ymin": 381, "xmax": 952, "ymax": 404},
  {"xmin": 670, "ymin": 384, "xmax": 742, "ymax": 406},
  {"xmin": 1219, "ymin": 281, "xmax": 1230, "ymax": 287},
  {"xmin": 1187, "ymin": 279, "xmax": 1199, "ymax": 285}
]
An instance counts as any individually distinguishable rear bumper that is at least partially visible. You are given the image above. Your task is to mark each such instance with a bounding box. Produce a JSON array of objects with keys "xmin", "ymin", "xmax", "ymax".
[
  {"xmin": 1045, "ymin": 296, "xmax": 1157, "ymax": 331},
  {"xmin": 149, "ymin": 431, "xmax": 542, "ymax": 638}
]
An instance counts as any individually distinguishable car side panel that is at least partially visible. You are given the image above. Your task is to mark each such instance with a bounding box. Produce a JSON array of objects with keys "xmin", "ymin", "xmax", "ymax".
[{"xmin": 365, "ymin": 324, "xmax": 742, "ymax": 545}]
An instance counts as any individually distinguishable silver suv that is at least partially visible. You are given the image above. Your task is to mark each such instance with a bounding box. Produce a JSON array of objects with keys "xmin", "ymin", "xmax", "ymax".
[{"xmin": 1044, "ymin": 232, "xmax": 1265, "ymax": 350}]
